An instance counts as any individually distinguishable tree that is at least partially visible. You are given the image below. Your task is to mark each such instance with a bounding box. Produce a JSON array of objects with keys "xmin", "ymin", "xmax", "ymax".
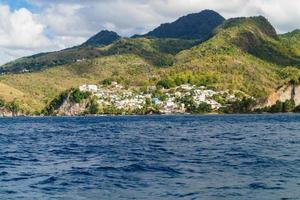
[
  {"xmin": 0, "ymin": 98, "xmax": 5, "ymax": 107},
  {"xmin": 179, "ymin": 96, "xmax": 196, "ymax": 112},
  {"xmin": 269, "ymin": 101, "xmax": 283, "ymax": 113},
  {"xmin": 6, "ymin": 99, "xmax": 20, "ymax": 116},
  {"xmin": 294, "ymin": 105, "xmax": 300, "ymax": 113},
  {"xmin": 179, "ymin": 96, "xmax": 212, "ymax": 114},
  {"xmin": 69, "ymin": 88, "xmax": 91, "ymax": 103},
  {"xmin": 88, "ymin": 98, "xmax": 99, "ymax": 114},
  {"xmin": 157, "ymin": 79, "xmax": 175, "ymax": 89},
  {"xmin": 174, "ymin": 76, "xmax": 185, "ymax": 86},
  {"xmin": 282, "ymin": 99, "xmax": 295, "ymax": 112},
  {"xmin": 195, "ymin": 102, "xmax": 212, "ymax": 114},
  {"xmin": 222, "ymin": 97, "xmax": 256, "ymax": 113},
  {"xmin": 101, "ymin": 78, "xmax": 113, "ymax": 86},
  {"xmin": 42, "ymin": 90, "xmax": 69, "ymax": 115}
]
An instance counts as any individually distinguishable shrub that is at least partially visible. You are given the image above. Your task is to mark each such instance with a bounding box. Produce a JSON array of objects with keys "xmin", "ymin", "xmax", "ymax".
[
  {"xmin": 6, "ymin": 99, "xmax": 21, "ymax": 116},
  {"xmin": 282, "ymin": 99, "xmax": 295, "ymax": 112},
  {"xmin": 195, "ymin": 102, "xmax": 212, "ymax": 114},
  {"xmin": 157, "ymin": 79, "xmax": 175, "ymax": 89},
  {"xmin": 101, "ymin": 78, "xmax": 114, "ymax": 86},
  {"xmin": 69, "ymin": 88, "xmax": 91, "ymax": 103},
  {"xmin": 42, "ymin": 90, "xmax": 69, "ymax": 115},
  {"xmin": 87, "ymin": 98, "xmax": 99, "ymax": 114},
  {"xmin": 294, "ymin": 104, "xmax": 300, "ymax": 113},
  {"xmin": 152, "ymin": 89, "xmax": 168, "ymax": 101},
  {"xmin": 265, "ymin": 99, "xmax": 295, "ymax": 113},
  {"xmin": 179, "ymin": 96, "xmax": 212, "ymax": 114},
  {"xmin": 222, "ymin": 97, "xmax": 256, "ymax": 113},
  {"xmin": 0, "ymin": 98, "xmax": 5, "ymax": 107}
]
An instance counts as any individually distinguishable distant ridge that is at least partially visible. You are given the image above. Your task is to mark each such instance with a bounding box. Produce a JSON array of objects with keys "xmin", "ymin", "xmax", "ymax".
[
  {"xmin": 81, "ymin": 30, "xmax": 121, "ymax": 47},
  {"xmin": 133, "ymin": 10, "xmax": 225, "ymax": 40},
  {"xmin": 0, "ymin": 10, "xmax": 300, "ymax": 113}
]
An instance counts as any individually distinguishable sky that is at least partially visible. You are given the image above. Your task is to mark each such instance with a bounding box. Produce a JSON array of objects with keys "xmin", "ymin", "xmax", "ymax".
[{"xmin": 0, "ymin": 0, "xmax": 299, "ymax": 64}]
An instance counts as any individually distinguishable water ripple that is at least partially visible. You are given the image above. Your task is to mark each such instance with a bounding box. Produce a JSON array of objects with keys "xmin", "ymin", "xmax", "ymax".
[{"xmin": 0, "ymin": 114, "xmax": 299, "ymax": 200}]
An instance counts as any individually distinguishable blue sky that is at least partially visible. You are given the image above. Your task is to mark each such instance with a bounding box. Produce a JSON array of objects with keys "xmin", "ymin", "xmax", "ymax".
[
  {"xmin": 2, "ymin": 0, "xmax": 35, "ymax": 11},
  {"xmin": 0, "ymin": 0, "xmax": 299, "ymax": 64}
]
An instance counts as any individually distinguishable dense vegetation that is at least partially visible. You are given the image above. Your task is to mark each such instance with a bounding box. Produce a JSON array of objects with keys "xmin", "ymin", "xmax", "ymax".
[
  {"xmin": 178, "ymin": 96, "xmax": 212, "ymax": 114},
  {"xmin": 81, "ymin": 30, "xmax": 121, "ymax": 47},
  {"xmin": 42, "ymin": 88, "xmax": 91, "ymax": 115},
  {"xmin": 0, "ymin": 98, "xmax": 22, "ymax": 116},
  {"xmin": 134, "ymin": 10, "xmax": 225, "ymax": 40},
  {"xmin": 217, "ymin": 16, "xmax": 300, "ymax": 66},
  {"xmin": 0, "ymin": 47, "xmax": 104, "ymax": 73},
  {"xmin": 102, "ymin": 38, "xmax": 199, "ymax": 67},
  {"xmin": 0, "ymin": 37, "xmax": 199, "ymax": 73},
  {"xmin": 0, "ymin": 11, "xmax": 300, "ymax": 114}
]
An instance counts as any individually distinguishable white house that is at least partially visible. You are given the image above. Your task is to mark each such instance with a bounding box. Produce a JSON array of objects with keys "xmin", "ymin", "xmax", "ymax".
[
  {"xmin": 79, "ymin": 84, "xmax": 98, "ymax": 93},
  {"xmin": 181, "ymin": 84, "xmax": 194, "ymax": 91}
]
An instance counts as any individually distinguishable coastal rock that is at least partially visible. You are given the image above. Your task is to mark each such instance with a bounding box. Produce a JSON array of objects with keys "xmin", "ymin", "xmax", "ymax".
[
  {"xmin": 57, "ymin": 99, "xmax": 88, "ymax": 116},
  {"xmin": 262, "ymin": 84, "xmax": 300, "ymax": 107},
  {"xmin": 293, "ymin": 85, "xmax": 300, "ymax": 105},
  {"xmin": 0, "ymin": 107, "xmax": 19, "ymax": 117}
]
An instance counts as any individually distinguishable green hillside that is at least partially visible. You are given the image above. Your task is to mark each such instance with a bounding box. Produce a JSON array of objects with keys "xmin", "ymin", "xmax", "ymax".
[
  {"xmin": 280, "ymin": 29, "xmax": 300, "ymax": 56},
  {"xmin": 103, "ymin": 38, "xmax": 199, "ymax": 67},
  {"xmin": 216, "ymin": 16, "xmax": 300, "ymax": 66},
  {"xmin": 0, "ymin": 37, "xmax": 198, "ymax": 73},
  {"xmin": 81, "ymin": 30, "xmax": 121, "ymax": 47},
  {"xmin": 0, "ymin": 47, "xmax": 103, "ymax": 73},
  {"xmin": 0, "ymin": 14, "xmax": 300, "ymax": 114},
  {"xmin": 146, "ymin": 16, "xmax": 300, "ymax": 99},
  {"xmin": 0, "ymin": 54, "xmax": 157, "ymax": 112},
  {"xmin": 134, "ymin": 10, "xmax": 225, "ymax": 40}
]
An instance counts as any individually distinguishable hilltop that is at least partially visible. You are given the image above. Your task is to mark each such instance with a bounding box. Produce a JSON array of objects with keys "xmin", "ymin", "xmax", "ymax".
[
  {"xmin": 0, "ymin": 10, "xmax": 221, "ymax": 74},
  {"xmin": 81, "ymin": 30, "xmax": 121, "ymax": 47},
  {"xmin": 280, "ymin": 29, "xmax": 300, "ymax": 57},
  {"xmin": 0, "ymin": 11, "xmax": 300, "ymax": 115},
  {"xmin": 217, "ymin": 16, "xmax": 300, "ymax": 66},
  {"xmin": 134, "ymin": 10, "xmax": 225, "ymax": 40}
]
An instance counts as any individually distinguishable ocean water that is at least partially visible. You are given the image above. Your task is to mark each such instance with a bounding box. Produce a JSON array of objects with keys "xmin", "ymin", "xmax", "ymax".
[{"xmin": 0, "ymin": 115, "xmax": 300, "ymax": 200}]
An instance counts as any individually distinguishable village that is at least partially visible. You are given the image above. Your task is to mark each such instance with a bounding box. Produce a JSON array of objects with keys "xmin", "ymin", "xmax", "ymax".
[{"xmin": 79, "ymin": 82, "xmax": 249, "ymax": 114}]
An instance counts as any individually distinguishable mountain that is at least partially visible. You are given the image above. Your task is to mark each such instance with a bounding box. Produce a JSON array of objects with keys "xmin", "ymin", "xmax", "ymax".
[
  {"xmin": 0, "ymin": 46, "xmax": 103, "ymax": 73},
  {"xmin": 0, "ymin": 12, "xmax": 300, "ymax": 114},
  {"xmin": 159, "ymin": 16, "xmax": 300, "ymax": 98},
  {"xmin": 0, "ymin": 37, "xmax": 199, "ymax": 73},
  {"xmin": 0, "ymin": 10, "xmax": 224, "ymax": 74},
  {"xmin": 0, "ymin": 10, "xmax": 224, "ymax": 73},
  {"xmin": 280, "ymin": 29, "xmax": 300, "ymax": 56},
  {"xmin": 133, "ymin": 10, "xmax": 225, "ymax": 40},
  {"xmin": 81, "ymin": 30, "xmax": 121, "ymax": 47},
  {"xmin": 215, "ymin": 16, "xmax": 300, "ymax": 66},
  {"xmin": 0, "ymin": 30, "xmax": 121, "ymax": 73},
  {"xmin": 160, "ymin": 16, "xmax": 284, "ymax": 98}
]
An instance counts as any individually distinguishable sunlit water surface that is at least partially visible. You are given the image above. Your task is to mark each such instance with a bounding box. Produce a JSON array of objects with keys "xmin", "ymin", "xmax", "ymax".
[{"xmin": 0, "ymin": 115, "xmax": 300, "ymax": 199}]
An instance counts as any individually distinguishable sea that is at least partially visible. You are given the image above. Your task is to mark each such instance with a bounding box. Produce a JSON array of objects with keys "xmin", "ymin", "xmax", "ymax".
[{"xmin": 0, "ymin": 115, "xmax": 299, "ymax": 200}]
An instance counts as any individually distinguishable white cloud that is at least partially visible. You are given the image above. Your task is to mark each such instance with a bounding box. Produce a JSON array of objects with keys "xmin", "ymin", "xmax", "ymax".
[
  {"xmin": 31, "ymin": 0, "xmax": 300, "ymax": 37},
  {"xmin": 0, "ymin": 5, "xmax": 53, "ymax": 64},
  {"xmin": 0, "ymin": 5, "xmax": 49, "ymax": 49},
  {"xmin": 1, "ymin": 0, "xmax": 300, "ymax": 64}
]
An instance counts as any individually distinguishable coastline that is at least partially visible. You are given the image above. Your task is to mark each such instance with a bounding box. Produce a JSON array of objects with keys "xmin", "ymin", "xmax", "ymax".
[{"xmin": 1, "ymin": 112, "xmax": 297, "ymax": 118}]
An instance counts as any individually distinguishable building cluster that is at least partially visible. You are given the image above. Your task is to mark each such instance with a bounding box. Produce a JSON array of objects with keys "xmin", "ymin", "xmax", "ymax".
[{"xmin": 79, "ymin": 82, "xmax": 244, "ymax": 114}]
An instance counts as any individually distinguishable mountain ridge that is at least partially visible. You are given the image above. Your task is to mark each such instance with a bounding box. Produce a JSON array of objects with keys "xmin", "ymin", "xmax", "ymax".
[
  {"xmin": 133, "ymin": 10, "xmax": 225, "ymax": 40},
  {"xmin": 0, "ymin": 10, "xmax": 224, "ymax": 73},
  {"xmin": 81, "ymin": 30, "xmax": 121, "ymax": 47},
  {"xmin": 0, "ymin": 11, "xmax": 299, "ymax": 114}
]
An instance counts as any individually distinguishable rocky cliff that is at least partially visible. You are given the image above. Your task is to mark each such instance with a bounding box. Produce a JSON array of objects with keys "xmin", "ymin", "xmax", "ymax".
[
  {"xmin": 0, "ymin": 108, "xmax": 21, "ymax": 117},
  {"xmin": 263, "ymin": 84, "xmax": 300, "ymax": 107},
  {"xmin": 56, "ymin": 100, "xmax": 89, "ymax": 116}
]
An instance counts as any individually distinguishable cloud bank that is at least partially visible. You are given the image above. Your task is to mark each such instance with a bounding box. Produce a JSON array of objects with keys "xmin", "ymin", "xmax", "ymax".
[{"xmin": 0, "ymin": 0, "xmax": 299, "ymax": 64}]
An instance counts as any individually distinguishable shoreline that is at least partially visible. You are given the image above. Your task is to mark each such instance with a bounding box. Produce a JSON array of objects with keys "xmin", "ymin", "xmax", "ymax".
[{"xmin": 1, "ymin": 112, "xmax": 298, "ymax": 118}]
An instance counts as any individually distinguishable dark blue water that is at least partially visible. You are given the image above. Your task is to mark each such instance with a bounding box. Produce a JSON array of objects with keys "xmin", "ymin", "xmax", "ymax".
[{"xmin": 0, "ymin": 115, "xmax": 300, "ymax": 200}]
